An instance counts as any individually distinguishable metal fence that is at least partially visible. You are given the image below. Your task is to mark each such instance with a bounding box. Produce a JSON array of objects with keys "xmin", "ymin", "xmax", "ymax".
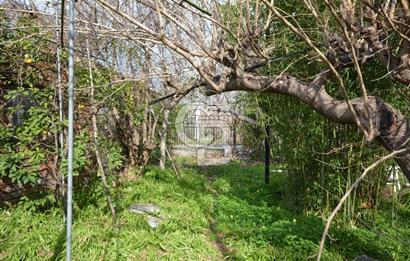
[{"xmin": 171, "ymin": 112, "xmax": 241, "ymax": 149}]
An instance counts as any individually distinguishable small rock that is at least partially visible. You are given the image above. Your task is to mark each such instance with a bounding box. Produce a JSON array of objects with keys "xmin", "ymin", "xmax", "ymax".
[
  {"xmin": 146, "ymin": 215, "xmax": 164, "ymax": 229},
  {"xmin": 352, "ymin": 255, "xmax": 378, "ymax": 261},
  {"xmin": 129, "ymin": 204, "xmax": 161, "ymax": 215},
  {"xmin": 129, "ymin": 203, "xmax": 164, "ymax": 229}
]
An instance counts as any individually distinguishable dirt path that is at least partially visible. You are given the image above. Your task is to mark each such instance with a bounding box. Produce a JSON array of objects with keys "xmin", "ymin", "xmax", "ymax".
[
  {"xmin": 201, "ymin": 166, "xmax": 235, "ymax": 260},
  {"xmin": 208, "ymin": 218, "xmax": 232, "ymax": 259}
]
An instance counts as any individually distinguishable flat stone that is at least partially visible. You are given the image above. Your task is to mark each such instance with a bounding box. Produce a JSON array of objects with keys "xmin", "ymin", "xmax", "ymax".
[
  {"xmin": 129, "ymin": 203, "xmax": 164, "ymax": 229},
  {"xmin": 129, "ymin": 204, "xmax": 161, "ymax": 215},
  {"xmin": 146, "ymin": 215, "xmax": 164, "ymax": 229}
]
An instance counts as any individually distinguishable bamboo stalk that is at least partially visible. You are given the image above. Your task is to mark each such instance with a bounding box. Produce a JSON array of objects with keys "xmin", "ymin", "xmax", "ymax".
[{"xmin": 317, "ymin": 148, "xmax": 407, "ymax": 261}]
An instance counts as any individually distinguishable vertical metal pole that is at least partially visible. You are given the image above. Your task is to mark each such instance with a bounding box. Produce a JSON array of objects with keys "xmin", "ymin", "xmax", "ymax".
[
  {"xmin": 264, "ymin": 125, "xmax": 270, "ymax": 184},
  {"xmin": 66, "ymin": 0, "xmax": 75, "ymax": 260},
  {"xmin": 195, "ymin": 109, "xmax": 200, "ymax": 164}
]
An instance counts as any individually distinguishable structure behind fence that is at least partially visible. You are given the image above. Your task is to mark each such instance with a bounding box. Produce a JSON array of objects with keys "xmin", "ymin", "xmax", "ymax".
[{"xmin": 170, "ymin": 105, "xmax": 243, "ymax": 164}]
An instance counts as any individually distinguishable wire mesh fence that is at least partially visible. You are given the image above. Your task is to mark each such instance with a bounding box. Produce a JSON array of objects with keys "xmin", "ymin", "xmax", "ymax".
[{"xmin": 171, "ymin": 113, "xmax": 240, "ymax": 148}]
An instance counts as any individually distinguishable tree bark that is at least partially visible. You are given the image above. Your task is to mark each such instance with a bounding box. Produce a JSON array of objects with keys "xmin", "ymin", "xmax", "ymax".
[
  {"xmin": 86, "ymin": 40, "xmax": 116, "ymax": 219},
  {"xmin": 210, "ymin": 72, "xmax": 410, "ymax": 180},
  {"xmin": 159, "ymin": 108, "xmax": 170, "ymax": 170}
]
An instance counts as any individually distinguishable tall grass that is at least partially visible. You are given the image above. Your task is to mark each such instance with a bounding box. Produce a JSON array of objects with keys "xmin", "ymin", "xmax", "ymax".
[
  {"xmin": 205, "ymin": 162, "xmax": 410, "ymax": 260},
  {"xmin": 0, "ymin": 166, "xmax": 220, "ymax": 260},
  {"xmin": 1, "ymin": 162, "xmax": 410, "ymax": 260}
]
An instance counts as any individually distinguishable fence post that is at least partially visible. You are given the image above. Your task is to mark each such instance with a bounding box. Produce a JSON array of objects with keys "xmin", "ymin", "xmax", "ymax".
[
  {"xmin": 264, "ymin": 125, "xmax": 270, "ymax": 184},
  {"xmin": 66, "ymin": 0, "xmax": 76, "ymax": 259}
]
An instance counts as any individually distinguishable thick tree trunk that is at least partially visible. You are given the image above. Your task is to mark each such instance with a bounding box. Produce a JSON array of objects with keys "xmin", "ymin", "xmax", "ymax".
[
  {"xmin": 375, "ymin": 104, "xmax": 410, "ymax": 180},
  {"xmin": 128, "ymin": 113, "xmax": 140, "ymax": 166},
  {"xmin": 159, "ymin": 109, "xmax": 170, "ymax": 170},
  {"xmin": 212, "ymin": 72, "xmax": 410, "ymax": 180}
]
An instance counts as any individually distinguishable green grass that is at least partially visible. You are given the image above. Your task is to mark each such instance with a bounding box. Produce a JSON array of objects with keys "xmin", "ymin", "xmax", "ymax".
[
  {"xmin": 0, "ymin": 167, "xmax": 220, "ymax": 260},
  {"xmin": 205, "ymin": 163, "xmax": 410, "ymax": 260},
  {"xmin": 1, "ymin": 161, "xmax": 410, "ymax": 260}
]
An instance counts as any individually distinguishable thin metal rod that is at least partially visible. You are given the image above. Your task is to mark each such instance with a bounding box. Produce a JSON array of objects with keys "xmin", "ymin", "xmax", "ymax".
[
  {"xmin": 66, "ymin": 0, "xmax": 76, "ymax": 259},
  {"xmin": 264, "ymin": 125, "xmax": 270, "ymax": 184}
]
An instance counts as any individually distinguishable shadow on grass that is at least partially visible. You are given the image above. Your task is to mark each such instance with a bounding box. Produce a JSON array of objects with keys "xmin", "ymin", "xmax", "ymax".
[
  {"xmin": 200, "ymin": 163, "xmax": 394, "ymax": 261},
  {"xmin": 49, "ymin": 227, "xmax": 66, "ymax": 261}
]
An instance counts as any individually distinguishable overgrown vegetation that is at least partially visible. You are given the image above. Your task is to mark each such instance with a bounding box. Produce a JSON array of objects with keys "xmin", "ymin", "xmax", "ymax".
[
  {"xmin": 2, "ymin": 1, "xmax": 410, "ymax": 260},
  {"xmin": 0, "ymin": 11, "xmax": 160, "ymax": 207},
  {"xmin": 237, "ymin": 2, "xmax": 410, "ymax": 221},
  {"xmin": 2, "ymin": 162, "xmax": 410, "ymax": 260}
]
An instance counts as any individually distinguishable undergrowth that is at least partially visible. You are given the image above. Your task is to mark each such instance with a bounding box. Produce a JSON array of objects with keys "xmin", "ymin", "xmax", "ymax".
[
  {"xmin": 1, "ymin": 161, "xmax": 410, "ymax": 260},
  {"xmin": 205, "ymin": 162, "xmax": 410, "ymax": 260}
]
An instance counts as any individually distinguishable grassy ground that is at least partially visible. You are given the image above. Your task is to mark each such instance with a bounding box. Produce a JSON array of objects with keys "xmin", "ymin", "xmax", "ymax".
[{"xmin": 1, "ymin": 161, "xmax": 410, "ymax": 260}]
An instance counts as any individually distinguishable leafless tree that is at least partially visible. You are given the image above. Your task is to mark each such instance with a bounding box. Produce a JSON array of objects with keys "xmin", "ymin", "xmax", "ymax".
[
  {"xmin": 80, "ymin": 0, "xmax": 409, "ymax": 181},
  {"xmin": 3, "ymin": 0, "xmax": 409, "ymax": 182},
  {"xmin": 3, "ymin": 0, "xmax": 410, "ymax": 257}
]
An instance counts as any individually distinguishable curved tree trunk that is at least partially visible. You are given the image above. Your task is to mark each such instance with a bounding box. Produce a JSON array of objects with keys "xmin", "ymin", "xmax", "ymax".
[{"xmin": 211, "ymin": 72, "xmax": 410, "ymax": 180}]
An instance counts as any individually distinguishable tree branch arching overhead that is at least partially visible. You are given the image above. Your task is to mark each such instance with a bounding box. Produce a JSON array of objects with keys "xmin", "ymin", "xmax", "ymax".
[{"xmin": 90, "ymin": 0, "xmax": 409, "ymax": 178}]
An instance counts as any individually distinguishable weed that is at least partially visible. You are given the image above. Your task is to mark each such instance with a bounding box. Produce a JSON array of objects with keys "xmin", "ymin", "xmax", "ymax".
[{"xmin": 1, "ymin": 162, "xmax": 410, "ymax": 260}]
